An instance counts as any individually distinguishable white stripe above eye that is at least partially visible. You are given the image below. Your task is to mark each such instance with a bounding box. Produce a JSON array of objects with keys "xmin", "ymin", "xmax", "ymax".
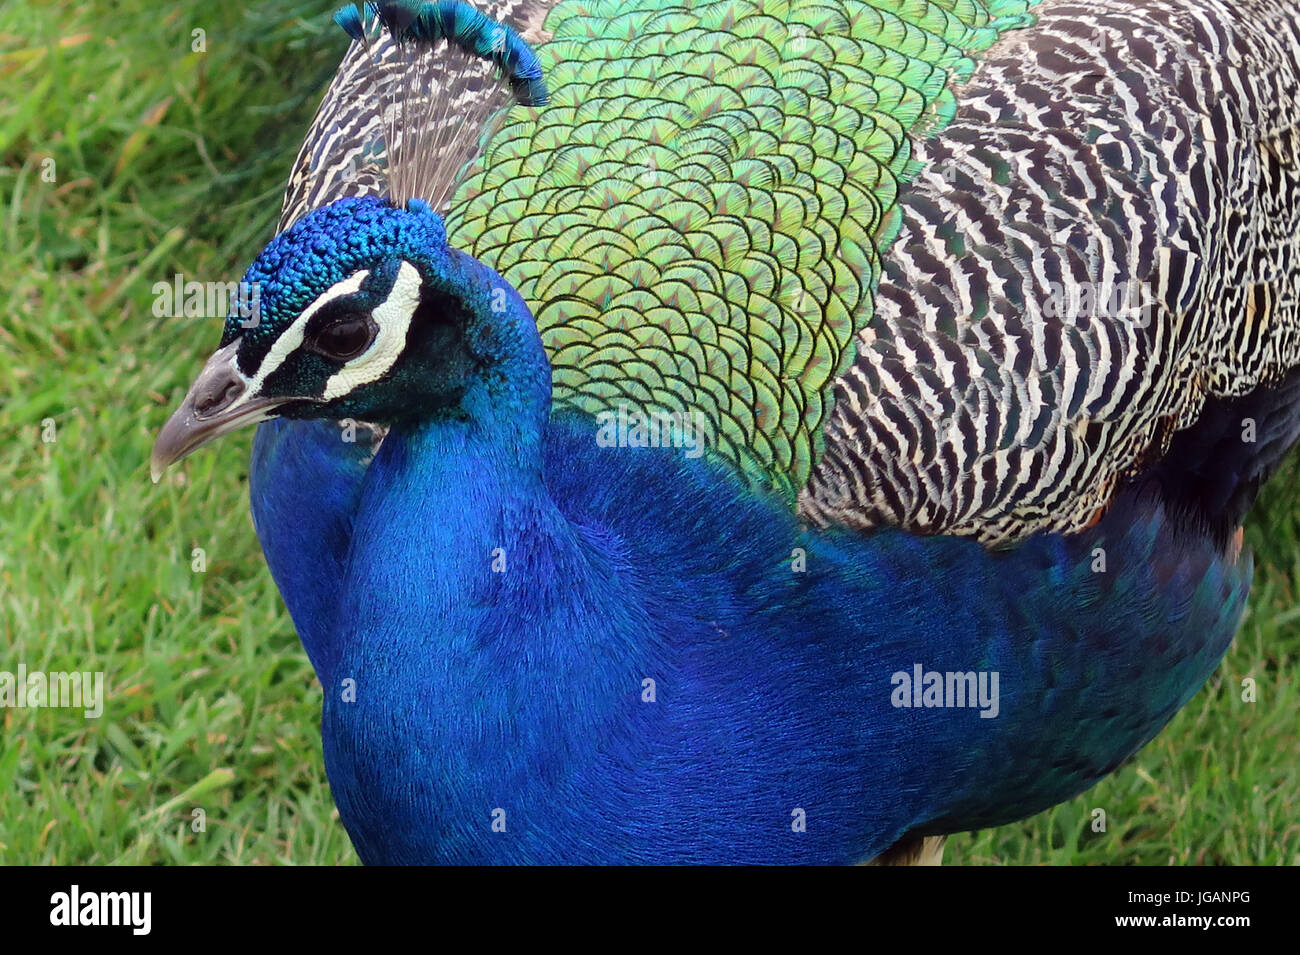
[{"xmin": 322, "ymin": 260, "xmax": 422, "ymax": 401}]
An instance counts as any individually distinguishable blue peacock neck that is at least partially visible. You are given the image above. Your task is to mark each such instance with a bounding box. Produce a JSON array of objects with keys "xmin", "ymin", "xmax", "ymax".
[
  {"xmin": 343, "ymin": 245, "xmax": 580, "ymax": 628},
  {"xmin": 318, "ymin": 292, "xmax": 655, "ymax": 863}
]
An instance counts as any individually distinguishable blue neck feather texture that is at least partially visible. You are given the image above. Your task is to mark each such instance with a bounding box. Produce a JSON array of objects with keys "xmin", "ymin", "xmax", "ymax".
[{"xmin": 248, "ymin": 197, "xmax": 1249, "ymax": 864}]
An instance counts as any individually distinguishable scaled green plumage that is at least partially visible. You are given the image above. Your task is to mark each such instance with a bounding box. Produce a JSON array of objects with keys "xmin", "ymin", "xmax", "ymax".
[{"xmin": 447, "ymin": 0, "xmax": 1042, "ymax": 498}]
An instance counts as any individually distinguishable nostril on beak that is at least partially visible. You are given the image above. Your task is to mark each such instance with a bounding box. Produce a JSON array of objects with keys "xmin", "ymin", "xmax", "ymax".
[{"xmin": 194, "ymin": 376, "xmax": 245, "ymax": 418}]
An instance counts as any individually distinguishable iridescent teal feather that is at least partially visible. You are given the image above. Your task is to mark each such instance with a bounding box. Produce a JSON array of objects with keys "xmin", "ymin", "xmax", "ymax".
[{"xmin": 337, "ymin": 1, "xmax": 548, "ymax": 105}]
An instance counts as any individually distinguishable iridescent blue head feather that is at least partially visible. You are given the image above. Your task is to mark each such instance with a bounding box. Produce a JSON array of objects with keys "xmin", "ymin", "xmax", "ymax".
[
  {"xmin": 151, "ymin": 194, "xmax": 545, "ymax": 479},
  {"xmin": 219, "ymin": 196, "xmax": 446, "ymax": 357},
  {"xmin": 150, "ymin": 2, "xmax": 553, "ymax": 481}
]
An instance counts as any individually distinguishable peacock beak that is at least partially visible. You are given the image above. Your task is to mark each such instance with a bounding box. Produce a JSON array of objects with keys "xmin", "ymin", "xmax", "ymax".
[{"xmin": 150, "ymin": 341, "xmax": 285, "ymax": 483}]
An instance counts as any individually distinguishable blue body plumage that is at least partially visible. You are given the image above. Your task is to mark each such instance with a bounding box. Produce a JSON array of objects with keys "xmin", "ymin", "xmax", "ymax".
[
  {"xmin": 251, "ymin": 403, "xmax": 1247, "ymax": 863},
  {"xmin": 233, "ymin": 200, "xmax": 1249, "ymax": 865}
]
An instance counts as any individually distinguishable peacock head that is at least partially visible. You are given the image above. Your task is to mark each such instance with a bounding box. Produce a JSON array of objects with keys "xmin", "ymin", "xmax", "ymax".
[{"xmin": 150, "ymin": 194, "xmax": 544, "ymax": 481}]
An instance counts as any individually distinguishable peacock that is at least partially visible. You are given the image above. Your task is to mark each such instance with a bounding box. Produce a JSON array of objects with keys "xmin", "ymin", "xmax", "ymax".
[{"xmin": 150, "ymin": 0, "xmax": 1300, "ymax": 864}]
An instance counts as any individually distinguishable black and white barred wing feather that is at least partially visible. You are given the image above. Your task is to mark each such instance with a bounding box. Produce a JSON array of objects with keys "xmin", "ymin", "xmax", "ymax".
[{"xmin": 802, "ymin": 0, "xmax": 1300, "ymax": 545}]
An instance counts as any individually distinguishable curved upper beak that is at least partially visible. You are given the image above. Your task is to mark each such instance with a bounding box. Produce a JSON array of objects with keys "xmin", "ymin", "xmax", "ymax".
[{"xmin": 150, "ymin": 342, "xmax": 284, "ymax": 483}]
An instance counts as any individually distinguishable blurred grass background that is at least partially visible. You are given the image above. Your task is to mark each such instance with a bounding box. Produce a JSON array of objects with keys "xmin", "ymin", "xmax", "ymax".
[{"xmin": 0, "ymin": 0, "xmax": 1296, "ymax": 865}]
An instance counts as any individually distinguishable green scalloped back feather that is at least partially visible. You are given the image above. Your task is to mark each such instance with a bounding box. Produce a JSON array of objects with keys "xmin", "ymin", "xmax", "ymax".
[{"xmin": 445, "ymin": 0, "xmax": 1042, "ymax": 502}]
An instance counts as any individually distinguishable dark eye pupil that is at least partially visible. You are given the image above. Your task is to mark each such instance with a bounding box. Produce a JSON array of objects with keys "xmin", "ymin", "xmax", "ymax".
[{"xmin": 316, "ymin": 319, "xmax": 369, "ymax": 358}]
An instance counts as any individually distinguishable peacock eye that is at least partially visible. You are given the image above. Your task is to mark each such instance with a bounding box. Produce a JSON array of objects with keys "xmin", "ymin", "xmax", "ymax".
[{"xmin": 310, "ymin": 316, "xmax": 373, "ymax": 360}]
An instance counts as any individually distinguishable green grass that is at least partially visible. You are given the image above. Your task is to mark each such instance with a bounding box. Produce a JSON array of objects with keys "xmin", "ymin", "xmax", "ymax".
[{"xmin": 1, "ymin": 0, "xmax": 1296, "ymax": 865}]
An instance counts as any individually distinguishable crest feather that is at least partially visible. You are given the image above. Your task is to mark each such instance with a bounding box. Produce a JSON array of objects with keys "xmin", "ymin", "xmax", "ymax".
[{"xmin": 329, "ymin": 1, "xmax": 549, "ymax": 210}]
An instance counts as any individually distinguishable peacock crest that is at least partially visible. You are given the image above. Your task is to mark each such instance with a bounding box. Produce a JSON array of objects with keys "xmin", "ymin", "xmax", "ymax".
[{"xmin": 324, "ymin": 1, "xmax": 548, "ymax": 212}]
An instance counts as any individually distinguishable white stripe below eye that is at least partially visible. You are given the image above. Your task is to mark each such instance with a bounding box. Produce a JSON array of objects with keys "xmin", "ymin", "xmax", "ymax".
[
  {"xmin": 322, "ymin": 260, "xmax": 422, "ymax": 400},
  {"xmin": 222, "ymin": 270, "xmax": 373, "ymax": 415}
]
